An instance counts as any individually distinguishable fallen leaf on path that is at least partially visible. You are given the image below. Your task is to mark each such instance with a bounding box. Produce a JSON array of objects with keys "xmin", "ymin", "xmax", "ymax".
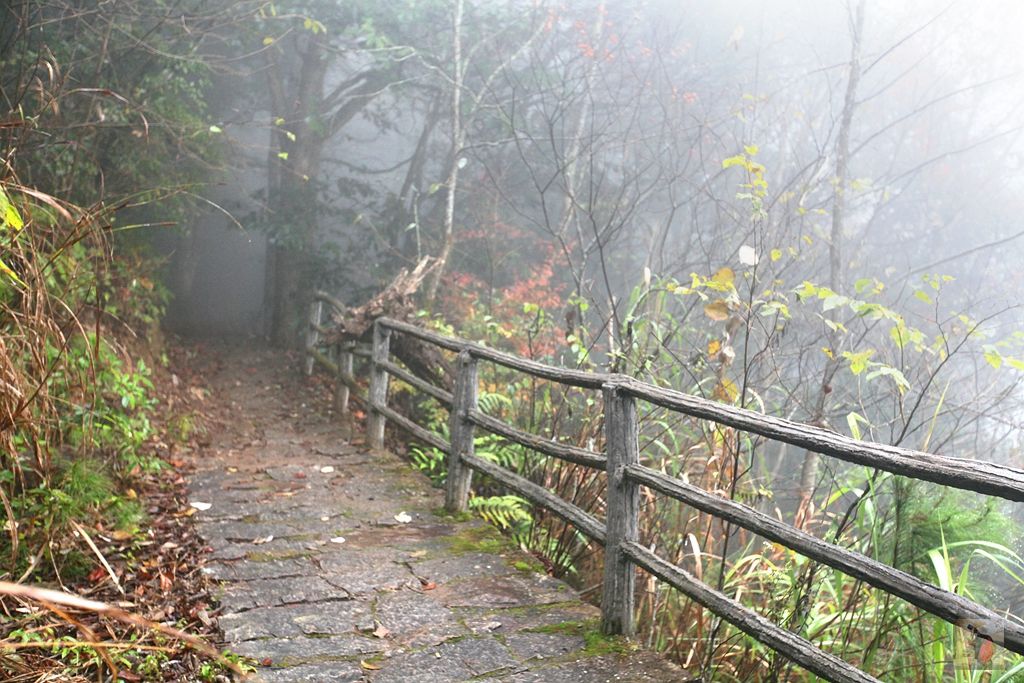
[
  {"xmin": 419, "ymin": 579, "xmax": 437, "ymax": 591},
  {"xmin": 360, "ymin": 660, "xmax": 382, "ymax": 671},
  {"xmin": 320, "ymin": 466, "xmax": 335, "ymax": 473},
  {"xmin": 394, "ymin": 512, "xmax": 412, "ymax": 524},
  {"xmin": 252, "ymin": 535, "xmax": 274, "ymax": 545},
  {"xmin": 329, "ymin": 537, "xmax": 346, "ymax": 544},
  {"xmin": 372, "ymin": 624, "xmax": 390, "ymax": 639},
  {"xmin": 476, "ymin": 621, "xmax": 502, "ymax": 632},
  {"xmin": 189, "ymin": 501, "xmax": 212, "ymax": 511}
]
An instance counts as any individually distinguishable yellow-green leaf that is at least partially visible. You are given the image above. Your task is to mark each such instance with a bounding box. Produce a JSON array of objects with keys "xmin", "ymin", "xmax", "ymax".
[
  {"xmin": 722, "ymin": 154, "xmax": 747, "ymax": 170},
  {"xmin": 0, "ymin": 188, "xmax": 23, "ymax": 232},
  {"xmin": 1007, "ymin": 357, "xmax": 1024, "ymax": 371},
  {"xmin": 983, "ymin": 345, "xmax": 1003, "ymax": 369},
  {"xmin": 770, "ymin": 248, "xmax": 782, "ymax": 262},
  {"xmin": 714, "ymin": 377, "xmax": 739, "ymax": 402},
  {"xmin": 842, "ymin": 349, "xmax": 874, "ymax": 375},
  {"xmin": 0, "ymin": 257, "xmax": 24, "ymax": 286},
  {"xmin": 744, "ymin": 144, "xmax": 759, "ymax": 156},
  {"xmin": 710, "ymin": 267, "xmax": 735, "ymax": 287}
]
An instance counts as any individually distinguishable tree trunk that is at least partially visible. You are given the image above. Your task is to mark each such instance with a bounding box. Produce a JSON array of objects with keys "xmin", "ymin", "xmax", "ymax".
[
  {"xmin": 797, "ymin": 0, "xmax": 866, "ymax": 517},
  {"xmin": 425, "ymin": 0, "xmax": 464, "ymax": 305}
]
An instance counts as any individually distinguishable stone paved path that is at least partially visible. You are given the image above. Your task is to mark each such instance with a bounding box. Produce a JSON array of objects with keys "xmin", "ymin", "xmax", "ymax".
[{"xmin": 187, "ymin": 348, "xmax": 684, "ymax": 682}]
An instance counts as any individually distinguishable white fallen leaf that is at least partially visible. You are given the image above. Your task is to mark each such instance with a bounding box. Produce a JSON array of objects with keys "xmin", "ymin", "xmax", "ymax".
[
  {"xmin": 738, "ymin": 244, "xmax": 759, "ymax": 266},
  {"xmin": 190, "ymin": 501, "xmax": 212, "ymax": 511},
  {"xmin": 252, "ymin": 535, "xmax": 274, "ymax": 545},
  {"xmin": 320, "ymin": 516, "xmax": 330, "ymax": 521},
  {"xmin": 320, "ymin": 466, "xmax": 335, "ymax": 473},
  {"xmin": 330, "ymin": 536, "xmax": 346, "ymax": 544},
  {"xmin": 394, "ymin": 512, "xmax": 412, "ymax": 524},
  {"xmin": 372, "ymin": 624, "xmax": 390, "ymax": 639}
]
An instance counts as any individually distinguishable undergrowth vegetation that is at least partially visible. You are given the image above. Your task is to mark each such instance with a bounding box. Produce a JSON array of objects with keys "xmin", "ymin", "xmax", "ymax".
[
  {"xmin": 405, "ymin": 249, "xmax": 1024, "ymax": 681},
  {"xmin": 0, "ymin": 3, "xmax": 239, "ymax": 680}
]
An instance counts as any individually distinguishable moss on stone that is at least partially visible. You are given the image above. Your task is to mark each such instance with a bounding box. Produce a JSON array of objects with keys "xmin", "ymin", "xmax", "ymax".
[
  {"xmin": 245, "ymin": 549, "xmax": 311, "ymax": 562},
  {"xmin": 444, "ymin": 523, "xmax": 509, "ymax": 555},
  {"xmin": 525, "ymin": 618, "xmax": 634, "ymax": 658}
]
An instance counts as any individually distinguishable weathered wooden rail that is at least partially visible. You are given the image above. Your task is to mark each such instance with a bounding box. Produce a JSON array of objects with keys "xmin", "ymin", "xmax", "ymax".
[{"xmin": 305, "ymin": 294, "xmax": 1024, "ymax": 683}]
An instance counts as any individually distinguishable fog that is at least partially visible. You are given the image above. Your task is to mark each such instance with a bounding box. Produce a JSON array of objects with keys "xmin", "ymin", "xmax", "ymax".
[
  {"xmin": 8, "ymin": 0, "xmax": 1024, "ymax": 676},
  {"xmin": 154, "ymin": 1, "xmax": 1024, "ymax": 460}
]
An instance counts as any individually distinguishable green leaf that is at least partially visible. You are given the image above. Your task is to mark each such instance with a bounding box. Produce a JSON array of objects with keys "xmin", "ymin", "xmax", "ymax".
[
  {"xmin": 743, "ymin": 144, "xmax": 759, "ymax": 156},
  {"xmin": 821, "ymin": 294, "xmax": 848, "ymax": 312},
  {"xmin": 208, "ymin": 124, "xmax": 222, "ymax": 134},
  {"xmin": 846, "ymin": 412, "xmax": 869, "ymax": 440},
  {"xmin": 770, "ymin": 248, "xmax": 782, "ymax": 262},
  {"xmin": 890, "ymin": 324, "xmax": 907, "ymax": 349},
  {"xmin": 914, "ymin": 290, "xmax": 933, "ymax": 305},
  {"xmin": 866, "ymin": 365, "xmax": 911, "ymax": 393},
  {"xmin": 277, "ymin": 151, "xmax": 289, "ymax": 160}
]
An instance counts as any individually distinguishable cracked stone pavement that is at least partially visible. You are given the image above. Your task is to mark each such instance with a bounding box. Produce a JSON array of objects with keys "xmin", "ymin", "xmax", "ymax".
[{"xmin": 187, "ymin": 347, "xmax": 684, "ymax": 682}]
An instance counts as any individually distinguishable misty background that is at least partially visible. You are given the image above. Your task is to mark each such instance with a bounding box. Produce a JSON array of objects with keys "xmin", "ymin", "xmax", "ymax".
[{"xmin": 6, "ymin": 0, "xmax": 1024, "ymax": 678}]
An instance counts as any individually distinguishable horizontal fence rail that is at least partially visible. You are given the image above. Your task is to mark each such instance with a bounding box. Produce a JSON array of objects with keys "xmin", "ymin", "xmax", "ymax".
[{"xmin": 304, "ymin": 300, "xmax": 1024, "ymax": 682}]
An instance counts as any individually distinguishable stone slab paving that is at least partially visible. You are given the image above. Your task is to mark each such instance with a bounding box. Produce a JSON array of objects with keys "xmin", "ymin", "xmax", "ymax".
[{"xmin": 187, "ymin": 348, "xmax": 685, "ymax": 682}]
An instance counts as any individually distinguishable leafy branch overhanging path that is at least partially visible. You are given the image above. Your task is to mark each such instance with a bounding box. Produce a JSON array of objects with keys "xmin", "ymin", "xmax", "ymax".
[{"xmin": 187, "ymin": 347, "xmax": 683, "ymax": 682}]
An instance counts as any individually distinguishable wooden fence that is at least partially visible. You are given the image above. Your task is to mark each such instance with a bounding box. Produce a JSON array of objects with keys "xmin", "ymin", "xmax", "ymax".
[{"xmin": 305, "ymin": 294, "xmax": 1024, "ymax": 683}]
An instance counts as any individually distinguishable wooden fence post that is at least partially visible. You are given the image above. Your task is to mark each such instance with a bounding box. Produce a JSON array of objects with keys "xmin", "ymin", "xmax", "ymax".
[
  {"xmin": 335, "ymin": 343, "xmax": 353, "ymax": 418},
  {"xmin": 601, "ymin": 382, "xmax": 639, "ymax": 636},
  {"xmin": 367, "ymin": 321, "xmax": 391, "ymax": 450},
  {"xmin": 304, "ymin": 299, "xmax": 323, "ymax": 376},
  {"xmin": 445, "ymin": 350, "xmax": 477, "ymax": 512}
]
